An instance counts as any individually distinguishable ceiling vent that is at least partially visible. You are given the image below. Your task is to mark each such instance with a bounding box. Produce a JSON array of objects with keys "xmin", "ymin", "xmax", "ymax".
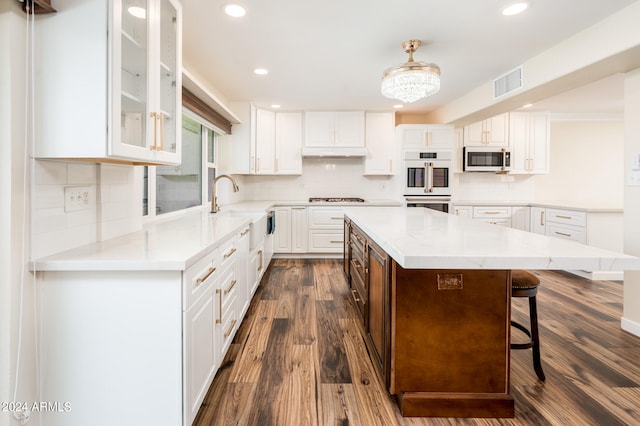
[{"xmin": 493, "ymin": 66, "xmax": 523, "ymax": 99}]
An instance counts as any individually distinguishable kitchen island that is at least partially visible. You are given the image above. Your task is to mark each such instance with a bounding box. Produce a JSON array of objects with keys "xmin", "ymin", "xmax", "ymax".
[{"xmin": 342, "ymin": 206, "xmax": 640, "ymax": 418}]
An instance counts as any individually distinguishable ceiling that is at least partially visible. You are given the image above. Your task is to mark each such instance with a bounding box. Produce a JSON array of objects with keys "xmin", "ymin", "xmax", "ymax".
[{"xmin": 181, "ymin": 0, "xmax": 635, "ymax": 117}]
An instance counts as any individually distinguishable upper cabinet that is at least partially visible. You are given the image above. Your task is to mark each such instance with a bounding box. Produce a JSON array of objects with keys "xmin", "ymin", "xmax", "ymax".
[
  {"xmin": 303, "ymin": 111, "xmax": 366, "ymax": 154},
  {"xmin": 224, "ymin": 104, "xmax": 302, "ymax": 175},
  {"xmin": 509, "ymin": 112, "xmax": 550, "ymax": 174},
  {"xmin": 398, "ymin": 124, "xmax": 454, "ymax": 150},
  {"xmin": 364, "ymin": 112, "xmax": 396, "ymax": 175},
  {"xmin": 35, "ymin": 0, "xmax": 182, "ymax": 165},
  {"xmin": 463, "ymin": 113, "xmax": 509, "ymax": 147}
]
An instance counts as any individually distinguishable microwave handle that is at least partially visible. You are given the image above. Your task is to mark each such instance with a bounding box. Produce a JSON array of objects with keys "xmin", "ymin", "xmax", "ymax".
[{"xmin": 501, "ymin": 148, "xmax": 507, "ymax": 171}]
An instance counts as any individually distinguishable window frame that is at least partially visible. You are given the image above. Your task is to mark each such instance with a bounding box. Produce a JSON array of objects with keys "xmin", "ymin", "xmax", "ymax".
[{"xmin": 143, "ymin": 107, "xmax": 223, "ymax": 223}]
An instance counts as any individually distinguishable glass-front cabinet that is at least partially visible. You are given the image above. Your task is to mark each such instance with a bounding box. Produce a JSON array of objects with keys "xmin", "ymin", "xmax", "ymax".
[{"xmin": 35, "ymin": 0, "xmax": 182, "ymax": 165}]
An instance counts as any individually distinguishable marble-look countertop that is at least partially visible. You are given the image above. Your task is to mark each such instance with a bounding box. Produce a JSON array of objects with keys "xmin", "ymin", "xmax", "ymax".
[
  {"xmin": 344, "ymin": 206, "xmax": 640, "ymax": 270},
  {"xmin": 222, "ymin": 199, "xmax": 402, "ymax": 211},
  {"xmin": 452, "ymin": 200, "xmax": 623, "ymax": 213},
  {"xmin": 33, "ymin": 209, "xmax": 254, "ymax": 272}
]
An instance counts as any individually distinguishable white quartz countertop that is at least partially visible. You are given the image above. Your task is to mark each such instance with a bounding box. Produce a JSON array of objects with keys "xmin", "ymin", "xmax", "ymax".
[
  {"xmin": 453, "ymin": 200, "xmax": 623, "ymax": 213},
  {"xmin": 222, "ymin": 199, "xmax": 402, "ymax": 210},
  {"xmin": 344, "ymin": 206, "xmax": 640, "ymax": 270},
  {"xmin": 33, "ymin": 209, "xmax": 255, "ymax": 272}
]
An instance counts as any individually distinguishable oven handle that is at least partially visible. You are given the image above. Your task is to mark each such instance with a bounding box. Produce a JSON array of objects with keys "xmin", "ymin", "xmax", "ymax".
[
  {"xmin": 424, "ymin": 161, "xmax": 434, "ymax": 193},
  {"xmin": 405, "ymin": 197, "xmax": 451, "ymax": 202}
]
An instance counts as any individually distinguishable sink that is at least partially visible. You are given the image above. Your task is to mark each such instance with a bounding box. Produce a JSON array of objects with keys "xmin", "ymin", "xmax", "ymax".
[{"xmin": 219, "ymin": 209, "xmax": 267, "ymax": 250}]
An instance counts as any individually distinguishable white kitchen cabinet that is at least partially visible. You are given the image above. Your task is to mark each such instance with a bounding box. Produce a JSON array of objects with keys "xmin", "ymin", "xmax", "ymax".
[
  {"xmin": 304, "ymin": 111, "xmax": 365, "ymax": 148},
  {"xmin": 35, "ymin": 0, "xmax": 182, "ymax": 165},
  {"xmin": 224, "ymin": 105, "xmax": 302, "ymax": 175},
  {"xmin": 398, "ymin": 124, "xmax": 454, "ymax": 150},
  {"xmin": 463, "ymin": 113, "xmax": 509, "ymax": 147},
  {"xmin": 307, "ymin": 207, "xmax": 345, "ymax": 253},
  {"xmin": 453, "ymin": 205, "xmax": 472, "ymax": 217},
  {"xmin": 545, "ymin": 208, "xmax": 587, "ymax": 244},
  {"xmin": 530, "ymin": 207, "xmax": 546, "ymax": 235},
  {"xmin": 273, "ymin": 206, "xmax": 308, "ymax": 253},
  {"xmin": 249, "ymin": 242, "xmax": 265, "ymax": 296},
  {"xmin": 255, "ymin": 108, "xmax": 276, "ymax": 174},
  {"xmin": 274, "ymin": 112, "xmax": 303, "ymax": 174},
  {"xmin": 509, "ymin": 112, "xmax": 550, "ymax": 174},
  {"xmin": 364, "ymin": 112, "xmax": 396, "ymax": 175},
  {"xmin": 473, "ymin": 206, "xmax": 512, "ymax": 227},
  {"xmin": 511, "ymin": 206, "xmax": 530, "ymax": 231}
]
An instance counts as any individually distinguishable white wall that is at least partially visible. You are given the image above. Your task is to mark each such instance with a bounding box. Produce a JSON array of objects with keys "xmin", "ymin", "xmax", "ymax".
[
  {"xmin": 453, "ymin": 173, "xmax": 536, "ymax": 202},
  {"xmin": 535, "ymin": 120, "xmax": 624, "ymax": 205},
  {"xmin": 1, "ymin": 3, "xmax": 34, "ymax": 426},
  {"xmin": 623, "ymin": 69, "xmax": 640, "ymax": 336}
]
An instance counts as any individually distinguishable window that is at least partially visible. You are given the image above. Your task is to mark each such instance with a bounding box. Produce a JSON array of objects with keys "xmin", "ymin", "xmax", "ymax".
[{"xmin": 143, "ymin": 108, "xmax": 221, "ymax": 219}]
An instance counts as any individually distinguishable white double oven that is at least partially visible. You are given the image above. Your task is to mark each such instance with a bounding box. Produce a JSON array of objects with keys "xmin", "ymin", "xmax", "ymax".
[{"xmin": 402, "ymin": 150, "xmax": 453, "ymax": 213}]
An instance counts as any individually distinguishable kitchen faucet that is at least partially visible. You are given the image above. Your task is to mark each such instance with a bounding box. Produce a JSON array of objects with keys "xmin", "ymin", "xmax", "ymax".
[{"xmin": 211, "ymin": 174, "xmax": 239, "ymax": 213}]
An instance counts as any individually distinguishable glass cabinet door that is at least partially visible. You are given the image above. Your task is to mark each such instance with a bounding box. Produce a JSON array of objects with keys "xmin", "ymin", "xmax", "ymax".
[
  {"xmin": 120, "ymin": 0, "xmax": 149, "ymax": 149},
  {"xmin": 158, "ymin": 0, "xmax": 179, "ymax": 154}
]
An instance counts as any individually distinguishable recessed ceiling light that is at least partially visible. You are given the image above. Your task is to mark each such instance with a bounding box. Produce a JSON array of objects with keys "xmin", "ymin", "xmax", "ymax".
[
  {"xmin": 501, "ymin": 1, "xmax": 530, "ymax": 16},
  {"xmin": 224, "ymin": 4, "xmax": 246, "ymax": 17},
  {"xmin": 253, "ymin": 68, "xmax": 269, "ymax": 75},
  {"xmin": 393, "ymin": 104, "xmax": 404, "ymax": 109},
  {"xmin": 271, "ymin": 104, "xmax": 281, "ymax": 109},
  {"xmin": 128, "ymin": 6, "xmax": 146, "ymax": 19}
]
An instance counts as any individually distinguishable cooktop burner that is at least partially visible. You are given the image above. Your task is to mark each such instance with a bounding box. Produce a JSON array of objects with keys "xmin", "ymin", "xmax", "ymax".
[{"xmin": 309, "ymin": 197, "xmax": 365, "ymax": 203}]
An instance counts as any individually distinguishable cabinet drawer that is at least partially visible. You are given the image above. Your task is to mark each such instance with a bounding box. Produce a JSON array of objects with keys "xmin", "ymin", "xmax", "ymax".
[
  {"xmin": 546, "ymin": 208, "xmax": 586, "ymax": 227},
  {"xmin": 546, "ymin": 223, "xmax": 587, "ymax": 244},
  {"xmin": 219, "ymin": 236, "xmax": 238, "ymax": 272},
  {"xmin": 350, "ymin": 272, "xmax": 367, "ymax": 321},
  {"xmin": 473, "ymin": 206, "xmax": 511, "ymax": 218},
  {"xmin": 218, "ymin": 266, "xmax": 238, "ymax": 314},
  {"xmin": 184, "ymin": 249, "xmax": 219, "ymax": 310},
  {"xmin": 308, "ymin": 231, "xmax": 344, "ymax": 253},
  {"xmin": 308, "ymin": 207, "xmax": 344, "ymax": 228},
  {"xmin": 476, "ymin": 218, "xmax": 512, "ymax": 227}
]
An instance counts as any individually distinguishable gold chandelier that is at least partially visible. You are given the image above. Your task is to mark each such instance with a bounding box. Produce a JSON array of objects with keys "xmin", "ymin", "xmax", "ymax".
[{"xmin": 381, "ymin": 40, "xmax": 441, "ymax": 103}]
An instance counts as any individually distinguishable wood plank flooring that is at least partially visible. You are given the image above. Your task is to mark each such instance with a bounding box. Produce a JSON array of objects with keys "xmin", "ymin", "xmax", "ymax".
[{"xmin": 193, "ymin": 260, "xmax": 640, "ymax": 426}]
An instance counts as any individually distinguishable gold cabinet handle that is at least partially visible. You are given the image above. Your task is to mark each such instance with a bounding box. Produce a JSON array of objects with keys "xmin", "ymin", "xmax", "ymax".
[
  {"xmin": 196, "ymin": 267, "xmax": 216, "ymax": 286},
  {"xmin": 257, "ymin": 249, "xmax": 263, "ymax": 272},
  {"xmin": 149, "ymin": 112, "xmax": 158, "ymax": 150},
  {"xmin": 555, "ymin": 231, "xmax": 572, "ymax": 237},
  {"xmin": 330, "ymin": 216, "xmax": 343, "ymax": 220},
  {"xmin": 330, "ymin": 240, "xmax": 343, "ymax": 244},
  {"xmin": 556, "ymin": 215, "xmax": 572, "ymax": 220},
  {"xmin": 351, "ymin": 289, "xmax": 360, "ymax": 303},
  {"xmin": 484, "ymin": 211, "xmax": 501, "ymax": 215},
  {"xmin": 215, "ymin": 289, "xmax": 222, "ymax": 324},
  {"xmin": 241, "ymin": 228, "xmax": 250, "ymax": 236},
  {"xmin": 224, "ymin": 247, "xmax": 237, "ymax": 259},
  {"xmin": 540, "ymin": 211, "xmax": 545, "ymax": 226},
  {"xmin": 224, "ymin": 319, "xmax": 237, "ymax": 338},
  {"xmin": 224, "ymin": 279, "xmax": 237, "ymax": 295}
]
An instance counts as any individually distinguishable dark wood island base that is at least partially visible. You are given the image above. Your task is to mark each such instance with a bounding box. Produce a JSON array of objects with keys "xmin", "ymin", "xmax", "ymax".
[{"xmin": 344, "ymin": 217, "xmax": 515, "ymax": 418}]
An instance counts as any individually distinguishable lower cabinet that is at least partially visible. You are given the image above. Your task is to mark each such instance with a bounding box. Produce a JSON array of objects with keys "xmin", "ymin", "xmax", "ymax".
[
  {"xmin": 273, "ymin": 206, "xmax": 308, "ymax": 253},
  {"xmin": 345, "ymin": 219, "xmax": 391, "ymax": 385},
  {"xmin": 39, "ymin": 226, "xmax": 262, "ymax": 426},
  {"xmin": 308, "ymin": 206, "xmax": 345, "ymax": 253}
]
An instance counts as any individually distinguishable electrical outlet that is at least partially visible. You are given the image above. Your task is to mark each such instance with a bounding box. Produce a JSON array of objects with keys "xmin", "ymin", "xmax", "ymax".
[{"xmin": 64, "ymin": 186, "xmax": 94, "ymax": 212}]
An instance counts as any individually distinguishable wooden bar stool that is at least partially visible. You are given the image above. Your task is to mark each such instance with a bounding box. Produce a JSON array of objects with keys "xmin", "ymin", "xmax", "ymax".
[{"xmin": 511, "ymin": 270, "xmax": 546, "ymax": 381}]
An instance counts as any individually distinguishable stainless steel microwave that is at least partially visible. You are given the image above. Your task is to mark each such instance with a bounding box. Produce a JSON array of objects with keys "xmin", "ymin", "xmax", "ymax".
[{"xmin": 463, "ymin": 147, "xmax": 511, "ymax": 172}]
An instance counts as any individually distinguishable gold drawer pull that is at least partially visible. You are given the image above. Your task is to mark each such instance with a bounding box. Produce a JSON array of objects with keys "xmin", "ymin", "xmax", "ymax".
[
  {"xmin": 224, "ymin": 279, "xmax": 237, "ymax": 295},
  {"xmin": 351, "ymin": 289, "xmax": 360, "ymax": 303},
  {"xmin": 330, "ymin": 216, "xmax": 343, "ymax": 220},
  {"xmin": 555, "ymin": 215, "xmax": 572, "ymax": 220},
  {"xmin": 224, "ymin": 319, "xmax": 237, "ymax": 338},
  {"xmin": 555, "ymin": 231, "xmax": 572, "ymax": 237},
  {"xmin": 484, "ymin": 211, "xmax": 501, "ymax": 215},
  {"xmin": 224, "ymin": 247, "xmax": 237, "ymax": 259},
  {"xmin": 196, "ymin": 267, "xmax": 216, "ymax": 285},
  {"xmin": 241, "ymin": 228, "xmax": 250, "ymax": 236},
  {"xmin": 330, "ymin": 240, "xmax": 344, "ymax": 244},
  {"xmin": 215, "ymin": 289, "xmax": 222, "ymax": 324}
]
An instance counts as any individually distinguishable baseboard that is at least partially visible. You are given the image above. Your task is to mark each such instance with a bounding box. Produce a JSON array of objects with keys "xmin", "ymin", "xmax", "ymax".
[
  {"xmin": 621, "ymin": 317, "xmax": 640, "ymax": 338},
  {"xmin": 567, "ymin": 270, "xmax": 623, "ymax": 281}
]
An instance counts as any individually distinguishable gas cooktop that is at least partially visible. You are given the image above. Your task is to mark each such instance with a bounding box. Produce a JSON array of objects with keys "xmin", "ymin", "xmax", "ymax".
[{"xmin": 309, "ymin": 197, "xmax": 365, "ymax": 203}]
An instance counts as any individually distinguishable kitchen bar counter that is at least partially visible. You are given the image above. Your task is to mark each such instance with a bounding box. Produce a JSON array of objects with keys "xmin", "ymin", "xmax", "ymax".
[
  {"xmin": 343, "ymin": 206, "xmax": 639, "ymax": 270},
  {"xmin": 343, "ymin": 206, "xmax": 640, "ymax": 418}
]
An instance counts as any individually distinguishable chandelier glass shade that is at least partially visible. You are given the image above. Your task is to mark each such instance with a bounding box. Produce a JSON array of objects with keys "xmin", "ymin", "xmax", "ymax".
[{"xmin": 381, "ymin": 40, "xmax": 441, "ymax": 103}]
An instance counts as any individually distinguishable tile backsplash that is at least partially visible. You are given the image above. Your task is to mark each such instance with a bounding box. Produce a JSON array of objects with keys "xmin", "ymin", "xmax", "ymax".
[{"xmin": 32, "ymin": 160, "xmax": 142, "ymax": 259}]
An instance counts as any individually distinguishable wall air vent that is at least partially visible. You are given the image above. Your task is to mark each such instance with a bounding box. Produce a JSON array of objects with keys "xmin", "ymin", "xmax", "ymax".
[{"xmin": 493, "ymin": 66, "xmax": 523, "ymax": 99}]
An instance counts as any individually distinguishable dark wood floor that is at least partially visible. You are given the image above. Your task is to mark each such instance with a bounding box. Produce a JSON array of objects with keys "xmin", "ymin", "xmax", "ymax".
[{"xmin": 193, "ymin": 259, "xmax": 640, "ymax": 426}]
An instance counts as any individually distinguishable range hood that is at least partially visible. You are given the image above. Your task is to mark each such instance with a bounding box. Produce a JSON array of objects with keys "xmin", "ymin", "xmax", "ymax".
[{"xmin": 301, "ymin": 147, "xmax": 368, "ymax": 157}]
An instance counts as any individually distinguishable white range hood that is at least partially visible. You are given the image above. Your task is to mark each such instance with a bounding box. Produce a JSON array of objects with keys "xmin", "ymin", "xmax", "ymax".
[{"xmin": 301, "ymin": 146, "xmax": 368, "ymax": 157}]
